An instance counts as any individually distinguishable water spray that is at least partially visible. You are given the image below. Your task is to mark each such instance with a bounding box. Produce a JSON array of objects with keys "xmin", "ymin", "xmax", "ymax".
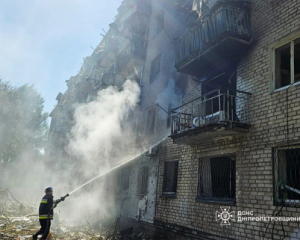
[
  {"xmin": 64, "ymin": 136, "xmax": 168, "ymax": 197},
  {"xmin": 69, "ymin": 152, "xmax": 143, "ymax": 195}
]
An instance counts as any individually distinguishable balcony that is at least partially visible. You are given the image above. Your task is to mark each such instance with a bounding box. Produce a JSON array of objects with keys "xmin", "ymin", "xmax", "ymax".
[
  {"xmin": 116, "ymin": 40, "xmax": 147, "ymax": 75},
  {"xmin": 93, "ymin": 69, "xmax": 125, "ymax": 92},
  {"xmin": 175, "ymin": 2, "xmax": 251, "ymax": 78},
  {"xmin": 170, "ymin": 89, "xmax": 251, "ymax": 145}
]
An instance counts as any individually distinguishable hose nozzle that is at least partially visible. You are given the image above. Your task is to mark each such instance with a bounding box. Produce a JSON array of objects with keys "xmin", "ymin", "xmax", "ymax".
[{"xmin": 64, "ymin": 193, "xmax": 69, "ymax": 198}]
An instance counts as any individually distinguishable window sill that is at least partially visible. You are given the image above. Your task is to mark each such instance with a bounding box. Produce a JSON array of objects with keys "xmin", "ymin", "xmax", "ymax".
[
  {"xmin": 274, "ymin": 199, "xmax": 300, "ymax": 206},
  {"xmin": 160, "ymin": 193, "xmax": 177, "ymax": 199},
  {"xmin": 272, "ymin": 81, "xmax": 300, "ymax": 93},
  {"xmin": 195, "ymin": 197, "xmax": 235, "ymax": 205}
]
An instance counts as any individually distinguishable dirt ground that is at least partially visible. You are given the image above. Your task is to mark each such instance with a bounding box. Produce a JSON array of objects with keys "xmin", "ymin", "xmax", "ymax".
[{"xmin": 0, "ymin": 189, "xmax": 159, "ymax": 240}]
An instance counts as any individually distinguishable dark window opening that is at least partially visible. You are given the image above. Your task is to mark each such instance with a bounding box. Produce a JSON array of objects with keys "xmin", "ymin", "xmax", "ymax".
[
  {"xmin": 201, "ymin": 71, "xmax": 237, "ymax": 120},
  {"xmin": 294, "ymin": 38, "xmax": 300, "ymax": 83},
  {"xmin": 156, "ymin": 11, "xmax": 164, "ymax": 34},
  {"xmin": 197, "ymin": 156, "xmax": 236, "ymax": 203},
  {"xmin": 162, "ymin": 160, "xmax": 179, "ymax": 196},
  {"xmin": 150, "ymin": 54, "xmax": 161, "ymax": 83},
  {"xmin": 118, "ymin": 168, "xmax": 130, "ymax": 192},
  {"xmin": 138, "ymin": 166, "xmax": 149, "ymax": 196},
  {"xmin": 274, "ymin": 146, "xmax": 300, "ymax": 206},
  {"xmin": 274, "ymin": 37, "xmax": 300, "ymax": 89},
  {"xmin": 147, "ymin": 108, "xmax": 156, "ymax": 135},
  {"xmin": 275, "ymin": 43, "xmax": 291, "ymax": 88}
]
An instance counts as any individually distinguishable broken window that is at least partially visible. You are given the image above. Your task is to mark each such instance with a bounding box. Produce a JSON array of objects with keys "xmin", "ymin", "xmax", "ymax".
[
  {"xmin": 137, "ymin": 166, "xmax": 149, "ymax": 196},
  {"xmin": 156, "ymin": 10, "xmax": 164, "ymax": 34},
  {"xmin": 201, "ymin": 71, "xmax": 237, "ymax": 120},
  {"xmin": 273, "ymin": 146, "xmax": 300, "ymax": 206},
  {"xmin": 274, "ymin": 37, "xmax": 300, "ymax": 89},
  {"xmin": 162, "ymin": 160, "xmax": 179, "ymax": 196},
  {"xmin": 146, "ymin": 108, "xmax": 156, "ymax": 135},
  {"xmin": 118, "ymin": 167, "xmax": 130, "ymax": 192},
  {"xmin": 197, "ymin": 155, "xmax": 236, "ymax": 203},
  {"xmin": 150, "ymin": 54, "xmax": 161, "ymax": 83}
]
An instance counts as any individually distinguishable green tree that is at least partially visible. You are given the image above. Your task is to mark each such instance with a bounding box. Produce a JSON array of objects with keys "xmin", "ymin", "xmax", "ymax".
[{"xmin": 0, "ymin": 80, "xmax": 48, "ymax": 174}]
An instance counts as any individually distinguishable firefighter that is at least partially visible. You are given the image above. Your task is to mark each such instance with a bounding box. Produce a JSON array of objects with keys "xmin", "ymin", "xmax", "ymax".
[{"xmin": 32, "ymin": 187, "xmax": 65, "ymax": 240}]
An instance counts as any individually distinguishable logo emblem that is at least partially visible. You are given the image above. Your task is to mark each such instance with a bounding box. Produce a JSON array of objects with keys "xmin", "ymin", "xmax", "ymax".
[{"xmin": 215, "ymin": 207, "xmax": 235, "ymax": 225}]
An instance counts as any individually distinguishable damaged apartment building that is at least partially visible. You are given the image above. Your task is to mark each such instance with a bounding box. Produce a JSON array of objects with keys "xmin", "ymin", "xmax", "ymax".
[{"xmin": 49, "ymin": 0, "xmax": 300, "ymax": 239}]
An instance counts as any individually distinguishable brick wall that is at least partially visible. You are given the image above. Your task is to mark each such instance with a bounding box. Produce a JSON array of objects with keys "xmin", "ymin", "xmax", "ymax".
[
  {"xmin": 155, "ymin": 0, "xmax": 300, "ymax": 239},
  {"xmin": 48, "ymin": 0, "xmax": 300, "ymax": 238}
]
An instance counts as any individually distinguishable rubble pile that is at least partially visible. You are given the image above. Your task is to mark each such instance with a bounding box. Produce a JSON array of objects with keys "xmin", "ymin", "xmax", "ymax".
[
  {"xmin": 0, "ymin": 189, "xmax": 105, "ymax": 239},
  {"xmin": 0, "ymin": 189, "xmax": 38, "ymax": 239},
  {"xmin": 0, "ymin": 190, "xmax": 160, "ymax": 240}
]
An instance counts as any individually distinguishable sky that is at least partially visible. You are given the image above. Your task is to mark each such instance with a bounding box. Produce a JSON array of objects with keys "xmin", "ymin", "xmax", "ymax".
[{"xmin": 0, "ymin": 0, "xmax": 123, "ymax": 116}]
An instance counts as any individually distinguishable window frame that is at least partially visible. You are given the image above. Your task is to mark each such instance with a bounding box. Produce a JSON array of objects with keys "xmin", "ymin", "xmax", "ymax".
[
  {"xmin": 162, "ymin": 160, "xmax": 179, "ymax": 198},
  {"xmin": 273, "ymin": 145, "xmax": 300, "ymax": 206},
  {"xmin": 146, "ymin": 107, "xmax": 157, "ymax": 135},
  {"xmin": 118, "ymin": 167, "xmax": 130, "ymax": 193},
  {"xmin": 201, "ymin": 71, "xmax": 237, "ymax": 118},
  {"xmin": 196, "ymin": 155, "xmax": 236, "ymax": 205},
  {"xmin": 270, "ymin": 33, "xmax": 300, "ymax": 92},
  {"xmin": 150, "ymin": 54, "xmax": 161, "ymax": 83},
  {"xmin": 137, "ymin": 166, "xmax": 149, "ymax": 196}
]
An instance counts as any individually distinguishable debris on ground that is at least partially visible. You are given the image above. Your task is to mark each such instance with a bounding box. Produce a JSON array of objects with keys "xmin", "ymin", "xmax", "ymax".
[
  {"xmin": 0, "ymin": 189, "xmax": 160, "ymax": 240},
  {"xmin": 0, "ymin": 189, "xmax": 105, "ymax": 239}
]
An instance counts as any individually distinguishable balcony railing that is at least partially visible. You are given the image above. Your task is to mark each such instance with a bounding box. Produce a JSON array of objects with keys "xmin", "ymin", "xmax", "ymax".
[
  {"xmin": 171, "ymin": 89, "xmax": 251, "ymax": 136},
  {"xmin": 92, "ymin": 65, "xmax": 115, "ymax": 91},
  {"xmin": 116, "ymin": 40, "xmax": 147, "ymax": 70},
  {"xmin": 175, "ymin": 3, "xmax": 251, "ymax": 74}
]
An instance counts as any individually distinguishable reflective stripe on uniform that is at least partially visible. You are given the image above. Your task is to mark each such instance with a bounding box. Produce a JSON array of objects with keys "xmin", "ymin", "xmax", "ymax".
[
  {"xmin": 39, "ymin": 214, "xmax": 53, "ymax": 219},
  {"xmin": 51, "ymin": 200, "xmax": 57, "ymax": 209},
  {"xmin": 40, "ymin": 199, "xmax": 48, "ymax": 204}
]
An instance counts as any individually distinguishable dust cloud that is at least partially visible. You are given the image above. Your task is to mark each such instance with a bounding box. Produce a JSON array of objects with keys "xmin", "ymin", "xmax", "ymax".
[
  {"xmin": 67, "ymin": 80, "xmax": 141, "ymax": 176},
  {"xmin": 1, "ymin": 80, "xmax": 142, "ymax": 229},
  {"xmin": 59, "ymin": 79, "xmax": 141, "ymax": 227}
]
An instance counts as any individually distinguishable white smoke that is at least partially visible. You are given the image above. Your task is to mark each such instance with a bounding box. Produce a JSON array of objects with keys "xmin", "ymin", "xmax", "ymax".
[
  {"xmin": 67, "ymin": 80, "xmax": 140, "ymax": 173},
  {"xmin": 57, "ymin": 80, "xmax": 141, "ymax": 227},
  {"xmin": 155, "ymin": 79, "xmax": 182, "ymax": 120},
  {"xmin": 1, "ymin": 80, "xmax": 142, "ymax": 229}
]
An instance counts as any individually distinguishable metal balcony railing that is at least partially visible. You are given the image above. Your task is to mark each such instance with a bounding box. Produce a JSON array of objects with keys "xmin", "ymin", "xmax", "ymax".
[
  {"xmin": 175, "ymin": 3, "xmax": 250, "ymax": 66},
  {"xmin": 171, "ymin": 89, "xmax": 251, "ymax": 135},
  {"xmin": 116, "ymin": 40, "xmax": 147, "ymax": 70},
  {"xmin": 92, "ymin": 65, "xmax": 115, "ymax": 91}
]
